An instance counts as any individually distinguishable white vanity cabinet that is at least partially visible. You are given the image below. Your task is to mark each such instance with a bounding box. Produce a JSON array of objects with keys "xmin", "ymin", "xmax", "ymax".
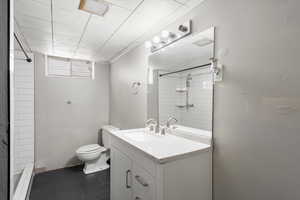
[{"xmin": 110, "ymin": 134, "xmax": 212, "ymax": 200}]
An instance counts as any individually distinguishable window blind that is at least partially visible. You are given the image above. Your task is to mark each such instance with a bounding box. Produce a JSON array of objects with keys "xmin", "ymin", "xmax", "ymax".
[{"xmin": 46, "ymin": 55, "xmax": 94, "ymax": 78}]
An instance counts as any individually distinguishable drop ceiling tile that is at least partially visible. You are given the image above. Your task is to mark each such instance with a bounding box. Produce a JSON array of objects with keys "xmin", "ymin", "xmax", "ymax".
[
  {"xmin": 184, "ymin": 0, "xmax": 204, "ymax": 8},
  {"xmin": 24, "ymin": 38, "xmax": 52, "ymax": 53},
  {"xmin": 53, "ymin": 0, "xmax": 81, "ymax": 11},
  {"xmin": 98, "ymin": 0, "xmax": 181, "ymax": 59},
  {"xmin": 53, "ymin": 8, "xmax": 90, "ymax": 29},
  {"xmin": 172, "ymin": 0, "xmax": 190, "ymax": 4},
  {"xmin": 79, "ymin": 5, "xmax": 130, "ymax": 49},
  {"xmin": 97, "ymin": 43, "xmax": 126, "ymax": 60},
  {"xmin": 21, "ymin": 27, "xmax": 53, "ymax": 42},
  {"xmin": 54, "ymin": 40, "xmax": 78, "ymax": 48},
  {"xmin": 106, "ymin": 0, "xmax": 143, "ymax": 10},
  {"xmin": 53, "ymin": 33, "xmax": 81, "ymax": 45},
  {"xmin": 54, "ymin": 22, "xmax": 83, "ymax": 37},
  {"xmin": 75, "ymin": 48, "xmax": 95, "ymax": 56},
  {"xmin": 30, "ymin": 0, "xmax": 80, "ymax": 12},
  {"xmin": 26, "ymin": 39, "xmax": 51, "ymax": 47},
  {"xmin": 15, "ymin": 15, "xmax": 52, "ymax": 33},
  {"xmin": 31, "ymin": 45, "xmax": 52, "ymax": 53},
  {"xmin": 15, "ymin": 0, "xmax": 51, "ymax": 21}
]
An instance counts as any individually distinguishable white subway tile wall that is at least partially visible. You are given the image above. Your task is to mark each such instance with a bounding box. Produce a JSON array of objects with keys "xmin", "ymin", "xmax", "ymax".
[
  {"xmin": 159, "ymin": 68, "xmax": 213, "ymax": 131},
  {"xmin": 14, "ymin": 57, "xmax": 35, "ymax": 174}
]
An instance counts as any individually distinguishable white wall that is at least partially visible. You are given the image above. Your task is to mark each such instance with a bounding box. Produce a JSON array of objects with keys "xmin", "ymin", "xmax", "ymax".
[
  {"xmin": 110, "ymin": 45, "xmax": 148, "ymax": 129},
  {"xmin": 110, "ymin": 0, "xmax": 300, "ymax": 199},
  {"xmin": 35, "ymin": 53, "xmax": 110, "ymax": 171}
]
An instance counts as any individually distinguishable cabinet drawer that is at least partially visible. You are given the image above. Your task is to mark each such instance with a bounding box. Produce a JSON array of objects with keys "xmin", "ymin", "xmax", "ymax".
[
  {"xmin": 111, "ymin": 136, "xmax": 156, "ymax": 177},
  {"xmin": 132, "ymin": 164, "xmax": 155, "ymax": 200}
]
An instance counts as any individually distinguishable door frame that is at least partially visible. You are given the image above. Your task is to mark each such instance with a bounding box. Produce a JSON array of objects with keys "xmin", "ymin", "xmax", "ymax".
[{"xmin": 0, "ymin": 0, "xmax": 11, "ymax": 199}]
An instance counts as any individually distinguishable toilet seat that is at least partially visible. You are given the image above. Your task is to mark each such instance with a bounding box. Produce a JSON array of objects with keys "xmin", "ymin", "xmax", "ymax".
[{"xmin": 76, "ymin": 144, "xmax": 106, "ymax": 154}]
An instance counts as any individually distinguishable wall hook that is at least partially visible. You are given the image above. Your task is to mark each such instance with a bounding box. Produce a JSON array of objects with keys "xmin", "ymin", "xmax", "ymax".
[{"xmin": 131, "ymin": 81, "xmax": 142, "ymax": 95}]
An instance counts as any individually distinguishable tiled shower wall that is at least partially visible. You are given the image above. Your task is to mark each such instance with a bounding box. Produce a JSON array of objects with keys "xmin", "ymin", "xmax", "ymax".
[
  {"xmin": 14, "ymin": 53, "xmax": 35, "ymax": 174},
  {"xmin": 159, "ymin": 68, "xmax": 213, "ymax": 131}
]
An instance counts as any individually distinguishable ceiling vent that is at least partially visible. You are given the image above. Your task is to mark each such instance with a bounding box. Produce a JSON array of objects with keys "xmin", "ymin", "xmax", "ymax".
[{"xmin": 79, "ymin": 0, "xmax": 109, "ymax": 16}]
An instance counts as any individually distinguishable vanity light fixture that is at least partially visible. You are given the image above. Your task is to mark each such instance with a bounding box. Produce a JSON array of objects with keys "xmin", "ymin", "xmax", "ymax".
[
  {"xmin": 145, "ymin": 20, "xmax": 192, "ymax": 53},
  {"xmin": 79, "ymin": 0, "xmax": 109, "ymax": 16},
  {"xmin": 145, "ymin": 41, "xmax": 152, "ymax": 49},
  {"xmin": 161, "ymin": 30, "xmax": 171, "ymax": 38},
  {"xmin": 152, "ymin": 36, "xmax": 161, "ymax": 44}
]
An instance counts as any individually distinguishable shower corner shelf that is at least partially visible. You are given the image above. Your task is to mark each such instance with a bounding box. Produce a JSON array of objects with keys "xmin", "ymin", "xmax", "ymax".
[
  {"xmin": 175, "ymin": 88, "xmax": 188, "ymax": 93},
  {"xmin": 176, "ymin": 104, "xmax": 194, "ymax": 108},
  {"xmin": 176, "ymin": 104, "xmax": 185, "ymax": 108}
]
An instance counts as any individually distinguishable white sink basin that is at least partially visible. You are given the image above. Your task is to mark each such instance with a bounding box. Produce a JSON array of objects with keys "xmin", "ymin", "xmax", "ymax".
[{"xmin": 110, "ymin": 128, "xmax": 211, "ymax": 163}]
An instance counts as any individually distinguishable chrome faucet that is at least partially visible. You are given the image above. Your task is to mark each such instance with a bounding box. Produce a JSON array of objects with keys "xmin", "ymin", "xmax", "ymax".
[
  {"xmin": 160, "ymin": 117, "xmax": 178, "ymax": 136},
  {"xmin": 145, "ymin": 118, "xmax": 160, "ymax": 133},
  {"xmin": 166, "ymin": 117, "xmax": 178, "ymax": 128}
]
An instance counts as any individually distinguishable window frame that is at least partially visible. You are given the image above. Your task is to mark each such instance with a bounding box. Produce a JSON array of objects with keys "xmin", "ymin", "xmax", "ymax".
[{"xmin": 45, "ymin": 55, "xmax": 95, "ymax": 79}]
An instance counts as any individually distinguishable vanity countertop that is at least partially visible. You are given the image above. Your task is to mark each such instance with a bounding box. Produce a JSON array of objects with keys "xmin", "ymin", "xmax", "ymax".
[{"xmin": 110, "ymin": 128, "xmax": 211, "ymax": 164}]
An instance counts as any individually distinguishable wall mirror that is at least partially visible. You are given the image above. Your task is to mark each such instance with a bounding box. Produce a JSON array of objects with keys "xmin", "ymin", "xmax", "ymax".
[{"xmin": 147, "ymin": 27, "xmax": 214, "ymax": 132}]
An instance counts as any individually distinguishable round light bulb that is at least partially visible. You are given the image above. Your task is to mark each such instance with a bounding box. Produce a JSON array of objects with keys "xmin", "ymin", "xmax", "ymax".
[
  {"xmin": 161, "ymin": 30, "xmax": 170, "ymax": 38},
  {"xmin": 152, "ymin": 36, "xmax": 161, "ymax": 44},
  {"xmin": 145, "ymin": 41, "xmax": 152, "ymax": 49}
]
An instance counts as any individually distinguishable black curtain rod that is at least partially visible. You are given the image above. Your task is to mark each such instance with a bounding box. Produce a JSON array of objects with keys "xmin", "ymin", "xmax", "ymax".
[
  {"xmin": 13, "ymin": 33, "xmax": 32, "ymax": 63},
  {"xmin": 159, "ymin": 63, "xmax": 211, "ymax": 77}
]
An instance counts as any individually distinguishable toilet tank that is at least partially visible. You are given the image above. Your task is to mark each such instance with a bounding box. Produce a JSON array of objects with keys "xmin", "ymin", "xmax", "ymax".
[{"xmin": 101, "ymin": 125, "xmax": 119, "ymax": 149}]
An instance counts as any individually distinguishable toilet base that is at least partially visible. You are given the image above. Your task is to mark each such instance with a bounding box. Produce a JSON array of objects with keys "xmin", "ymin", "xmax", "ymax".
[
  {"xmin": 83, "ymin": 163, "xmax": 109, "ymax": 174},
  {"xmin": 83, "ymin": 155, "xmax": 110, "ymax": 174}
]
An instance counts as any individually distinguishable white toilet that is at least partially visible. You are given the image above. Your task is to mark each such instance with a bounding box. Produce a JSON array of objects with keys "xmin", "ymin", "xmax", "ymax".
[{"xmin": 76, "ymin": 126, "xmax": 119, "ymax": 174}]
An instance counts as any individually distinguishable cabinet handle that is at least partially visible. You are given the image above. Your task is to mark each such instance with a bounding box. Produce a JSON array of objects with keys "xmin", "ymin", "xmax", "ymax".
[
  {"xmin": 135, "ymin": 175, "xmax": 149, "ymax": 187},
  {"xmin": 126, "ymin": 170, "xmax": 131, "ymax": 188}
]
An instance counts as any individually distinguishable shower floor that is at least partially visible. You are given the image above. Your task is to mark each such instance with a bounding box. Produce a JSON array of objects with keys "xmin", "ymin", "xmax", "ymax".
[{"xmin": 30, "ymin": 165, "xmax": 110, "ymax": 200}]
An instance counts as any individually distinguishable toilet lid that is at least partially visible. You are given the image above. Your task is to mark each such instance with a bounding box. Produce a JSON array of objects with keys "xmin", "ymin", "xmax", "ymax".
[{"xmin": 76, "ymin": 144, "xmax": 105, "ymax": 154}]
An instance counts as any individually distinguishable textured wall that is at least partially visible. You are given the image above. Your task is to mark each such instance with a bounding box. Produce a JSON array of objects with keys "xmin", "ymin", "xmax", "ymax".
[
  {"xmin": 110, "ymin": 0, "xmax": 300, "ymax": 199},
  {"xmin": 110, "ymin": 45, "xmax": 148, "ymax": 129},
  {"xmin": 35, "ymin": 53, "xmax": 110, "ymax": 171}
]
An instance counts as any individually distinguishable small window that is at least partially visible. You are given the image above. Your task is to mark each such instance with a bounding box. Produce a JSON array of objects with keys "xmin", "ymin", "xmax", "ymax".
[{"xmin": 45, "ymin": 55, "xmax": 94, "ymax": 79}]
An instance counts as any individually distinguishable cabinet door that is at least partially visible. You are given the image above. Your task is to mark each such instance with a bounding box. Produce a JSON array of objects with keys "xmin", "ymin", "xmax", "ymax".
[
  {"xmin": 111, "ymin": 147, "xmax": 133, "ymax": 200},
  {"xmin": 132, "ymin": 164, "xmax": 155, "ymax": 200}
]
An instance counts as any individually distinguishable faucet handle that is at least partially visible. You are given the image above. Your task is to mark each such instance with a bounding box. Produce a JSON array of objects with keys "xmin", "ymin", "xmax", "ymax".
[
  {"xmin": 160, "ymin": 126, "xmax": 167, "ymax": 135},
  {"xmin": 146, "ymin": 118, "xmax": 156, "ymax": 125},
  {"xmin": 146, "ymin": 119, "xmax": 159, "ymax": 133},
  {"xmin": 166, "ymin": 117, "xmax": 178, "ymax": 128},
  {"xmin": 145, "ymin": 118, "xmax": 156, "ymax": 127}
]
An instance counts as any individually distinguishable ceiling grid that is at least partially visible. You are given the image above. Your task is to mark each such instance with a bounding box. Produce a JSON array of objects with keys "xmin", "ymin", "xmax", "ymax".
[{"xmin": 14, "ymin": 0, "xmax": 206, "ymax": 61}]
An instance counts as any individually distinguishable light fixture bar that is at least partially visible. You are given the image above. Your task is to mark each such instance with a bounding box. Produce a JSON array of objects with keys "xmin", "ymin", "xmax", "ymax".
[{"xmin": 145, "ymin": 20, "xmax": 192, "ymax": 53}]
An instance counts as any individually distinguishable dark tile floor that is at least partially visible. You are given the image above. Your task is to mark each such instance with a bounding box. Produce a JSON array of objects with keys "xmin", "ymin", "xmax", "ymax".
[{"xmin": 30, "ymin": 165, "xmax": 110, "ymax": 200}]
